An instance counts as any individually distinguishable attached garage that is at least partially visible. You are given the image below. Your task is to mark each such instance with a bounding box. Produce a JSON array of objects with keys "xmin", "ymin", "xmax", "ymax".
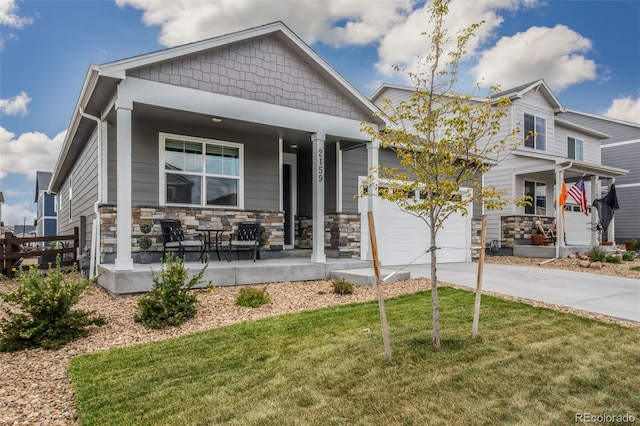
[
  {"xmin": 358, "ymin": 180, "xmax": 472, "ymax": 266},
  {"xmin": 563, "ymin": 204, "xmax": 592, "ymax": 245}
]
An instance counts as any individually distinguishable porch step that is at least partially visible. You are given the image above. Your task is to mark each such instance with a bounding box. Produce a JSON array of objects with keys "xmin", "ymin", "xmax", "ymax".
[
  {"xmin": 280, "ymin": 249, "xmax": 312, "ymax": 258},
  {"xmin": 331, "ymin": 268, "xmax": 411, "ymax": 287}
]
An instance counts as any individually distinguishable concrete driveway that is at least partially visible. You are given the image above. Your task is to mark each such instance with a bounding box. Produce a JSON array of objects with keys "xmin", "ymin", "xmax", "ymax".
[{"xmin": 403, "ymin": 262, "xmax": 640, "ymax": 323}]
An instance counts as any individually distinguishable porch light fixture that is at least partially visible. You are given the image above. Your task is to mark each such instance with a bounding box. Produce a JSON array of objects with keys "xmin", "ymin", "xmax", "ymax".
[
  {"xmin": 211, "ymin": 117, "xmax": 222, "ymax": 123},
  {"xmin": 290, "ymin": 144, "xmax": 298, "ymax": 149}
]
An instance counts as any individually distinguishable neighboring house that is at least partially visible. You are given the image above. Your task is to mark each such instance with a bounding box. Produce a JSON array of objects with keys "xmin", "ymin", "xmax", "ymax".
[
  {"xmin": 49, "ymin": 21, "xmax": 402, "ymax": 283},
  {"xmin": 371, "ymin": 80, "xmax": 628, "ymax": 253},
  {"xmin": 556, "ymin": 110, "xmax": 640, "ymax": 243},
  {"xmin": 35, "ymin": 171, "xmax": 58, "ymax": 241},
  {"xmin": 12, "ymin": 225, "xmax": 36, "ymax": 239}
]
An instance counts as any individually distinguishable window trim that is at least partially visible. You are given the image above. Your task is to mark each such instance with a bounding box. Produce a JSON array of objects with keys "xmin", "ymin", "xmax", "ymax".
[
  {"xmin": 524, "ymin": 180, "xmax": 547, "ymax": 216},
  {"xmin": 523, "ymin": 113, "xmax": 547, "ymax": 151},
  {"xmin": 159, "ymin": 133, "xmax": 244, "ymax": 209},
  {"xmin": 567, "ymin": 136, "xmax": 584, "ymax": 161}
]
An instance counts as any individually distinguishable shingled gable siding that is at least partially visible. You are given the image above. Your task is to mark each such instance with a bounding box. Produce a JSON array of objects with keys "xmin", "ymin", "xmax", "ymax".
[
  {"xmin": 126, "ymin": 35, "xmax": 370, "ymax": 122},
  {"xmin": 98, "ymin": 205, "xmax": 283, "ymax": 263}
]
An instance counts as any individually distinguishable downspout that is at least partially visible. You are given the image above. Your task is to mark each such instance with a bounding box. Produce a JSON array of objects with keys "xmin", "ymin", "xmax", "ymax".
[{"xmin": 78, "ymin": 107, "xmax": 103, "ymax": 278}]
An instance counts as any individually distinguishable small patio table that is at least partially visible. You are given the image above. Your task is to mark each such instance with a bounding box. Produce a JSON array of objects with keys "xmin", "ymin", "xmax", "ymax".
[{"xmin": 197, "ymin": 228, "xmax": 229, "ymax": 262}]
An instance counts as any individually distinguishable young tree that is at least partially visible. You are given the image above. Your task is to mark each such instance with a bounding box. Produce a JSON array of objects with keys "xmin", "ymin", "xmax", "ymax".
[{"xmin": 362, "ymin": 0, "xmax": 521, "ymax": 350}]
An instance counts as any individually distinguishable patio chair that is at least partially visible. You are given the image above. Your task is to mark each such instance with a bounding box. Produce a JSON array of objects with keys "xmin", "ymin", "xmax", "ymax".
[
  {"xmin": 228, "ymin": 222, "xmax": 261, "ymax": 262},
  {"xmin": 160, "ymin": 220, "xmax": 204, "ymax": 262}
]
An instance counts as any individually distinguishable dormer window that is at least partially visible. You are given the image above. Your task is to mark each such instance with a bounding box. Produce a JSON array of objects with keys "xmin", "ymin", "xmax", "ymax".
[
  {"xmin": 567, "ymin": 137, "xmax": 584, "ymax": 161},
  {"xmin": 524, "ymin": 113, "xmax": 546, "ymax": 151}
]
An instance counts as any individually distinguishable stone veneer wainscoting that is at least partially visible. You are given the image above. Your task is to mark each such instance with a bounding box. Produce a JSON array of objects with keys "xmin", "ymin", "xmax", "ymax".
[
  {"xmin": 296, "ymin": 213, "xmax": 361, "ymax": 259},
  {"xmin": 98, "ymin": 205, "xmax": 283, "ymax": 263},
  {"xmin": 501, "ymin": 215, "xmax": 555, "ymax": 248}
]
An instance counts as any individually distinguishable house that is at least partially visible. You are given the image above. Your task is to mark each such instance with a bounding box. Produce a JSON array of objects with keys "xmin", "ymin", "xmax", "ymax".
[
  {"xmin": 35, "ymin": 171, "xmax": 58, "ymax": 242},
  {"xmin": 371, "ymin": 80, "xmax": 628, "ymax": 256},
  {"xmin": 49, "ymin": 21, "xmax": 421, "ymax": 293},
  {"xmin": 556, "ymin": 111, "xmax": 640, "ymax": 243}
]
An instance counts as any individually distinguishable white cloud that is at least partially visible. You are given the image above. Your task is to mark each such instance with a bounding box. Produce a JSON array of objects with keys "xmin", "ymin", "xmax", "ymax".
[
  {"xmin": 0, "ymin": 201, "xmax": 35, "ymax": 229},
  {"xmin": 603, "ymin": 95, "xmax": 640, "ymax": 124},
  {"xmin": 0, "ymin": 0, "xmax": 32, "ymax": 28},
  {"xmin": 0, "ymin": 91, "xmax": 31, "ymax": 116},
  {"xmin": 0, "ymin": 127, "xmax": 66, "ymax": 181},
  {"xmin": 116, "ymin": 0, "xmax": 414, "ymax": 48},
  {"xmin": 472, "ymin": 24, "xmax": 597, "ymax": 91}
]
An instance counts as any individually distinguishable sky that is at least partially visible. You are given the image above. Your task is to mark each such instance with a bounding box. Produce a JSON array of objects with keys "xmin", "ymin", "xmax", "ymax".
[{"xmin": 1, "ymin": 0, "xmax": 639, "ymax": 228}]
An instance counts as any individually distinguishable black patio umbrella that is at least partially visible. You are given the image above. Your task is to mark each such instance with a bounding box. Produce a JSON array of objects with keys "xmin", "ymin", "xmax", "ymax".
[{"xmin": 592, "ymin": 184, "xmax": 619, "ymax": 233}]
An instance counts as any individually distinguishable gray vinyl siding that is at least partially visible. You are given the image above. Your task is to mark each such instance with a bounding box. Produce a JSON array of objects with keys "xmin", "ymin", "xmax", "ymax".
[
  {"xmin": 324, "ymin": 143, "xmax": 336, "ymax": 213},
  {"xmin": 558, "ymin": 111, "xmax": 639, "ymax": 143},
  {"xmin": 612, "ymin": 185, "xmax": 640, "ymax": 241},
  {"xmin": 297, "ymin": 150, "xmax": 312, "ymax": 216},
  {"xmin": 554, "ymin": 124, "xmax": 601, "ymax": 164},
  {"xmin": 127, "ymin": 35, "xmax": 371, "ymax": 122},
  {"xmin": 130, "ymin": 113, "xmax": 280, "ymax": 211},
  {"xmin": 601, "ymin": 143, "xmax": 640, "ymax": 185},
  {"xmin": 107, "ymin": 122, "xmax": 117, "ymax": 204},
  {"xmin": 341, "ymin": 145, "xmax": 368, "ymax": 213},
  {"xmin": 58, "ymin": 128, "xmax": 99, "ymax": 247}
]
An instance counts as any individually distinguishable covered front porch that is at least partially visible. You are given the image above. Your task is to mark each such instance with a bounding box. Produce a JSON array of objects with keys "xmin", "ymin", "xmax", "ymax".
[{"xmin": 501, "ymin": 157, "xmax": 627, "ymax": 258}]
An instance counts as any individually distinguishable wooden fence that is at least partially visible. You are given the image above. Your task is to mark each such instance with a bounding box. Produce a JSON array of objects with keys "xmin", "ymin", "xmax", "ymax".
[{"xmin": 0, "ymin": 228, "xmax": 79, "ymax": 278}]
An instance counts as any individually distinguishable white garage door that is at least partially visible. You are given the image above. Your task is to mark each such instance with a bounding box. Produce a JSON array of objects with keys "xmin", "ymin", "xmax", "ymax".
[
  {"xmin": 564, "ymin": 204, "xmax": 592, "ymax": 245},
  {"xmin": 358, "ymin": 182, "xmax": 471, "ymax": 266}
]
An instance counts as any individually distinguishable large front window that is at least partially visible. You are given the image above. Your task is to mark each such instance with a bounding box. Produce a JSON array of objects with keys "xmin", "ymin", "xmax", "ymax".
[
  {"xmin": 161, "ymin": 134, "xmax": 242, "ymax": 207},
  {"xmin": 524, "ymin": 113, "xmax": 546, "ymax": 151}
]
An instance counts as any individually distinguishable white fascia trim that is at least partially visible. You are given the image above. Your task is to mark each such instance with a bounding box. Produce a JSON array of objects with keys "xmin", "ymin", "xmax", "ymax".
[
  {"xmin": 601, "ymin": 139, "xmax": 640, "ymax": 149},
  {"xmin": 121, "ymin": 77, "xmax": 369, "ymax": 140},
  {"xmin": 555, "ymin": 118, "xmax": 611, "ymax": 139},
  {"xmin": 50, "ymin": 65, "xmax": 100, "ymax": 192},
  {"xmin": 565, "ymin": 109, "xmax": 640, "ymax": 128},
  {"xmin": 615, "ymin": 182, "xmax": 640, "ymax": 189}
]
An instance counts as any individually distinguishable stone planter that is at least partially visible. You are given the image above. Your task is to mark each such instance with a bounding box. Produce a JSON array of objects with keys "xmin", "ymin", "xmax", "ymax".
[{"xmin": 138, "ymin": 252, "xmax": 152, "ymax": 264}]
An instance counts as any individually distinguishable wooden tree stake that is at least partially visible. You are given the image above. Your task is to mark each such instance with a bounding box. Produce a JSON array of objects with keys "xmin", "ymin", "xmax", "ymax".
[
  {"xmin": 472, "ymin": 215, "xmax": 487, "ymax": 339},
  {"xmin": 367, "ymin": 211, "xmax": 392, "ymax": 363}
]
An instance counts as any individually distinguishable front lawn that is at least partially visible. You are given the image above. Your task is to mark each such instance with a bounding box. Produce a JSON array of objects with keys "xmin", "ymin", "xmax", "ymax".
[{"xmin": 70, "ymin": 287, "xmax": 639, "ymax": 425}]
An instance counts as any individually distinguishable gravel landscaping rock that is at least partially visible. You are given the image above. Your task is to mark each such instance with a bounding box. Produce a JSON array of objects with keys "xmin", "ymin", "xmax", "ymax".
[{"xmin": 1, "ymin": 256, "xmax": 639, "ymax": 425}]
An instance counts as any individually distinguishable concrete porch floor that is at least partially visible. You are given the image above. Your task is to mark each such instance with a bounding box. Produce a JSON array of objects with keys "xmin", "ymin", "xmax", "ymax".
[{"xmin": 97, "ymin": 257, "xmax": 371, "ymax": 295}]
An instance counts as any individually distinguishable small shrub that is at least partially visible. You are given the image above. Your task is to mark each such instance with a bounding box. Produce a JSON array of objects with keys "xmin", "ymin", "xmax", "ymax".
[
  {"xmin": 630, "ymin": 266, "xmax": 640, "ymax": 272},
  {"xmin": 0, "ymin": 257, "xmax": 105, "ymax": 351},
  {"xmin": 332, "ymin": 278, "xmax": 355, "ymax": 295},
  {"xmin": 622, "ymin": 253, "xmax": 634, "ymax": 261},
  {"xmin": 236, "ymin": 288, "xmax": 270, "ymax": 308},
  {"xmin": 134, "ymin": 254, "xmax": 210, "ymax": 329},
  {"xmin": 604, "ymin": 255, "xmax": 622, "ymax": 264},
  {"xmin": 587, "ymin": 246, "xmax": 607, "ymax": 263}
]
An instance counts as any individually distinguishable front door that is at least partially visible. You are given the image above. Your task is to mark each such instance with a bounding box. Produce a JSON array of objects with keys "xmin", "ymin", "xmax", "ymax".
[{"xmin": 283, "ymin": 153, "xmax": 297, "ymax": 249}]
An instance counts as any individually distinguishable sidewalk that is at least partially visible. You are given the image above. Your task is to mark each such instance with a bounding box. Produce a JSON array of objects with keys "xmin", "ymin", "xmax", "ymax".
[{"xmin": 402, "ymin": 262, "xmax": 640, "ymax": 323}]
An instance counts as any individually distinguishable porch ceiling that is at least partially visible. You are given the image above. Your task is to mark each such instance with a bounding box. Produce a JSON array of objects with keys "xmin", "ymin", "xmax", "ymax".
[{"xmin": 133, "ymin": 103, "xmax": 361, "ymax": 150}]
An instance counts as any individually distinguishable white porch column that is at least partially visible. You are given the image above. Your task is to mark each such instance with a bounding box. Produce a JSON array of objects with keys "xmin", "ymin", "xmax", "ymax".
[
  {"xmin": 365, "ymin": 140, "xmax": 380, "ymax": 261},
  {"xmin": 608, "ymin": 178, "xmax": 615, "ymax": 243},
  {"xmin": 590, "ymin": 175, "xmax": 598, "ymax": 246},
  {"xmin": 115, "ymin": 103, "xmax": 133, "ymax": 271},
  {"xmin": 311, "ymin": 133, "xmax": 326, "ymax": 263}
]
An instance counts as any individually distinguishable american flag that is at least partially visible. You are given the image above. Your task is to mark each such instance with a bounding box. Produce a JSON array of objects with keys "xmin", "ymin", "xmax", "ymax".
[{"xmin": 567, "ymin": 177, "xmax": 589, "ymax": 216}]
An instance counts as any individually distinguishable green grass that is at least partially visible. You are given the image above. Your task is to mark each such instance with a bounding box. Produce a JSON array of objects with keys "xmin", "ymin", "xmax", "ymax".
[
  {"xmin": 69, "ymin": 288, "xmax": 640, "ymax": 425},
  {"xmin": 631, "ymin": 266, "xmax": 640, "ymax": 272}
]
